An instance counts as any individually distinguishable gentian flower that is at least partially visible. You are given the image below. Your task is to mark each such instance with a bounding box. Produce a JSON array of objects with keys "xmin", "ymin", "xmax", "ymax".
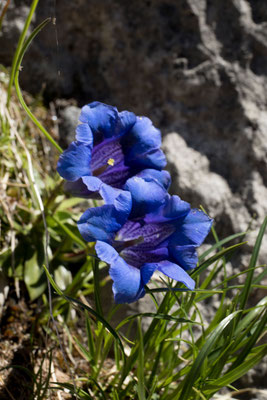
[
  {"xmin": 77, "ymin": 187, "xmax": 213, "ymax": 304},
  {"xmin": 57, "ymin": 102, "xmax": 166, "ymax": 198}
]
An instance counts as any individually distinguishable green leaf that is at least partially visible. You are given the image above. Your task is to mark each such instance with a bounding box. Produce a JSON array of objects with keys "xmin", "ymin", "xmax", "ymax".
[
  {"xmin": 24, "ymin": 247, "xmax": 47, "ymax": 300},
  {"xmin": 13, "ymin": 17, "xmax": 62, "ymax": 153},
  {"xmin": 234, "ymin": 296, "xmax": 267, "ymax": 337},
  {"xmin": 54, "ymin": 265, "xmax": 72, "ymax": 291},
  {"xmin": 239, "ymin": 216, "xmax": 267, "ymax": 310},
  {"xmin": 198, "ymin": 231, "xmax": 247, "ymax": 262},
  {"xmin": 177, "ymin": 311, "xmax": 241, "ymax": 400},
  {"xmin": 42, "ymin": 263, "xmax": 125, "ymax": 359},
  {"xmin": 7, "ymin": 0, "xmax": 39, "ymax": 105},
  {"xmin": 56, "ymin": 197, "xmax": 85, "ymax": 211},
  {"xmin": 203, "ymin": 345, "xmax": 267, "ymax": 394},
  {"xmin": 231, "ymin": 307, "xmax": 267, "ymax": 370},
  {"xmin": 123, "ymin": 313, "xmax": 199, "ymax": 325},
  {"xmin": 52, "ymin": 215, "xmax": 87, "ymax": 249},
  {"xmin": 50, "ymin": 383, "xmax": 92, "ymax": 399},
  {"xmin": 137, "ymin": 318, "xmax": 146, "ymax": 400},
  {"xmin": 191, "ymin": 242, "xmax": 246, "ymax": 278}
]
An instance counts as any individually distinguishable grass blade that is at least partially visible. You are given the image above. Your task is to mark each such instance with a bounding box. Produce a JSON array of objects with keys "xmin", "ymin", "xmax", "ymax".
[
  {"xmin": 191, "ymin": 242, "xmax": 246, "ymax": 279},
  {"xmin": 199, "ymin": 232, "xmax": 247, "ymax": 262},
  {"xmin": 239, "ymin": 216, "xmax": 267, "ymax": 310},
  {"xmin": 178, "ymin": 311, "xmax": 241, "ymax": 400},
  {"xmin": 231, "ymin": 308, "xmax": 267, "ymax": 370},
  {"xmin": 7, "ymin": 0, "xmax": 39, "ymax": 105},
  {"xmin": 13, "ymin": 17, "xmax": 63, "ymax": 153},
  {"xmin": 137, "ymin": 318, "xmax": 146, "ymax": 400},
  {"xmin": 204, "ymin": 345, "xmax": 267, "ymax": 395},
  {"xmin": 42, "ymin": 263, "xmax": 125, "ymax": 359}
]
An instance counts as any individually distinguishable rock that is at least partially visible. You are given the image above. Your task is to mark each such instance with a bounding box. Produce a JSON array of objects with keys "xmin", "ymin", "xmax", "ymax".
[{"xmin": 58, "ymin": 105, "xmax": 81, "ymax": 148}]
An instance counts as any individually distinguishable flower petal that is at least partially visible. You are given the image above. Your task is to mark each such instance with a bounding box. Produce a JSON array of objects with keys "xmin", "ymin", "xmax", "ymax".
[
  {"xmin": 172, "ymin": 209, "xmax": 213, "ymax": 246},
  {"xmin": 169, "ymin": 245, "xmax": 198, "ymax": 271},
  {"xmin": 156, "ymin": 260, "xmax": 195, "ymax": 289},
  {"xmin": 57, "ymin": 142, "xmax": 92, "ymax": 181},
  {"xmin": 78, "ymin": 205, "xmax": 122, "ymax": 243},
  {"xmin": 95, "ymin": 241, "xmax": 144, "ymax": 303},
  {"xmin": 75, "ymin": 123, "xmax": 94, "ymax": 146},
  {"xmin": 79, "ymin": 102, "xmax": 119, "ymax": 138},
  {"xmin": 162, "ymin": 195, "xmax": 191, "ymax": 220},
  {"xmin": 118, "ymin": 110, "xmax": 137, "ymax": 135},
  {"xmin": 136, "ymin": 148, "xmax": 166, "ymax": 169},
  {"xmin": 81, "ymin": 175, "xmax": 103, "ymax": 193},
  {"xmin": 140, "ymin": 263, "xmax": 158, "ymax": 285},
  {"xmin": 77, "ymin": 187, "xmax": 132, "ymax": 243},
  {"xmin": 136, "ymin": 169, "xmax": 171, "ymax": 191},
  {"xmin": 64, "ymin": 178, "xmax": 99, "ymax": 198},
  {"xmin": 123, "ymin": 116, "xmax": 162, "ymax": 152},
  {"xmin": 124, "ymin": 175, "xmax": 168, "ymax": 218},
  {"xmin": 121, "ymin": 116, "xmax": 166, "ymax": 169},
  {"xmin": 99, "ymin": 184, "xmax": 132, "ymax": 220},
  {"xmin": 145, "ymin": 194, "xmax": 190, "ymax": 223}
]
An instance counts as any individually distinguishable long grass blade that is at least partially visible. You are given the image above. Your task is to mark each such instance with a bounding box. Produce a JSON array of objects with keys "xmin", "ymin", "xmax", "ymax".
[
  {"xmin": 231, "ymin": 308, "xmax": 267, "ymax": 370},
  {"xmin": 7, "ymin": 0, "xmax": 39, "ymax": 105},
  {"xmin": 203, "ymin": 345, "xmax": 267, "ymax": 395},
  {"xmin": 42, "ymin": 263, "xmax": 125, "ymax": 358},
  {"xmin": 177, "ymin": 311, "xmax": 241, "ymax": 400},
  {"xmin": 13, "ymin": 18, "xmax": 63, "ymax": 153},
  {"xmin": 239, "ymin": 216, "xmax": 267, "ymax": 310},
  {"xmin": 137, "ymin": 318, "xmax": 146, "ymax": 400},
  {"xmin": 191, "ymin": 242, "xmax": 246, "ymax": 278}
]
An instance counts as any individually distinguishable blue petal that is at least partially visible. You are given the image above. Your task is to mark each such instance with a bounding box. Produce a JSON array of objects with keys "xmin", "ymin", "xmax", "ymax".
[
  {"xmin": 124, "ymin": 175, "xmax": 168, "ymax": 218},
  {"xmin": 157, "ymin": 260, "xmax": 195, "ymax": 289},
  {"xmin": 75, "ymin": 123, "xmax": 94, "ymax": 146},
  {"xmin": 76, "ymin": 177, "xmax": 133, "ymax": 212},
  {"xmin": 79, "ymin": 102, "xmax": 119, "ymax": 138},
  {"xmin": 136, "ymin": 169, "xmax": 171, "ymax": 191},
  {"xmin": 99, "ymin": 184, "xmax": 132, "ymax": 221},
  {"xmin": 135, "ymin": 148, "xmax": 166, "ymax": 169},
  {"xmin": 140, "ymin": 263, "xmax": 158, "ymax": 285},
  {"xmin": 57, "ymin": 142, "xmax": 91, "ymax": 181},
  {"xmin": 77, "ymin": 187, "xmax": 132, "ymax": 243},
  {"xmin": 117, "ymin": 110, "xmax": 137, "ymax": 135},
  {"xmin": 145, "ymin": 194, "xmax": 190, "ymax": 224},
  {"xmin": 172, "ymin": 209, "xmax": 213, "ymax": 246},
  {"xmin": 162, "ymin": 195, "xmax": 191, "ymax": 219},
  {"xmin": 78, "ymin": 205, "xmax": 123, "ymax": 243},
  {"xmin": 95, "ymin": 241, "xmax": 144, "ymax": 303},
  {"xmin": 81, "ymin": 176, "xmax": 103, "ymax": 193},
  {"xmin": 169, "ymin": 245, "xmax": 198, "ymax": 271},
  {"xmin": 123, "ymin": 116, "xmax": 162, "ymax": 152},
  {"xmin": 64, "ymin": 178, "xmax": 97, "ymax": 198},
  {"xmin": 121, "ymin": 117, "xmax": 166, "ymax": 169}
]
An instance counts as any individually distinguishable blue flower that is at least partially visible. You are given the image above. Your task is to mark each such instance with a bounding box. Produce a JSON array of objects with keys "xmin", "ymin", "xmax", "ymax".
[
  {"xmin": 78, "ymin": 187, "xmax": 213, "ymax": 304},
  {"xmin": 57, "ymin": 102, "xmax": 166, "ymax": 198}
]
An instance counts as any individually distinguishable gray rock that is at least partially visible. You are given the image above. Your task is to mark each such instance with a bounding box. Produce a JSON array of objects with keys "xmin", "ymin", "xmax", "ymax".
[{"xmin": 58, "ymin": 105, "xmax": 81, "ymax": 148}]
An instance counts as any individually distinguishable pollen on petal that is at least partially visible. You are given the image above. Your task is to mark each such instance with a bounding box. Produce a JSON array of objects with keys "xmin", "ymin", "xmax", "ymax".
[{"xmin": 107, "ymin": 158, "xmax": 115, "ymax": 166}]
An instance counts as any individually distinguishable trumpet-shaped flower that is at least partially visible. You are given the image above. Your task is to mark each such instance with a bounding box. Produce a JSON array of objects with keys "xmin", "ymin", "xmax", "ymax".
[
  {"xmin": 57, "ymin": 102, "xmax": 166, "ymax": 198},
  {"xmin": 78, "ymin": 186, "xmax": 213, "ymax": 303}
]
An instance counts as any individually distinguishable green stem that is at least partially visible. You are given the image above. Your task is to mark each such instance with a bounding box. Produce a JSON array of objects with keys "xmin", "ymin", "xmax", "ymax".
[
  {"xmin": 13, "ymin": 17, "xmax": 63, "ymax": 153},
  {"xmin": 7, "ymin": 0, "xmax": 39, "ymax": 106},
  {"xmin": 0, "ymin": 0, "xmax": 11, "ymax": 31}
]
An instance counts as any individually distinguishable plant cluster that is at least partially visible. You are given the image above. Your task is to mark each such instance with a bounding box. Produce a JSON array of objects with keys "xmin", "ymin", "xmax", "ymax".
[{"xmin": 0, "ymin": 1, "xmax": 266, "ymax": 399}]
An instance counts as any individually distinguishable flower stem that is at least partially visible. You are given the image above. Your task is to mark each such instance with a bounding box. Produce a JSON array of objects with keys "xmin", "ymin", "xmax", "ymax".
[{"xmin": 7, "ymin": 0, "xmax": 39, "ymax": 107}]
